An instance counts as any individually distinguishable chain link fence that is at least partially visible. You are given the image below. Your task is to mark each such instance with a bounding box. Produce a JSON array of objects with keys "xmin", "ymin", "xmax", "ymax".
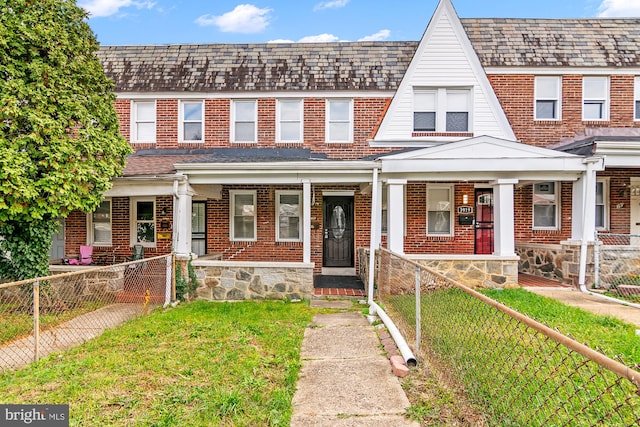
[
  {"xmin": 0, "ymin": 255, "xmax": 174, "ymax": 372},
  {"xmin": 376, "ymin": 248, "xmax": 640, "ymax": 426},
  {"xmin": 595, "ymin": 232, "xmax": 640, "ymax": 301}
]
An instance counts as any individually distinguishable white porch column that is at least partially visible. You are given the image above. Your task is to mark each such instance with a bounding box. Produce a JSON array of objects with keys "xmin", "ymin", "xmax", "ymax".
[
  {"xmin": 578, "ymin": 158, "xmax": 601, "ymax": 285},
  {"xmin": 303, "ymin": 180, "xmax": 311, "ymax": 264},
  {"xmin": 571, "ymin": 175, "xmax": 588, "ymax": 241},
  {"xmin": 368, "ymin": 167, "xmax": 381, "ymax": 303},
  {"xmin": 490, "ymin": 179, "xmax": 517, "ymax": 256},
  {"xmin": 173, "ymin": 178, "xmax": 193, "ymax": 256},
  {"xmin": 386, "ymin": 179, "xmax": 406, "ymax": 254}
]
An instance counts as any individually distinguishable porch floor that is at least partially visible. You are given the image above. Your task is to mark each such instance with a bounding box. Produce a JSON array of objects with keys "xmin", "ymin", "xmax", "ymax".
[
  {"xmin": 518, "ymin": 273, "xmax": 568, "ymax": 288},
  {"xmin": 312, "ymin": 273, "xmax": 566, "ymax": 298}
]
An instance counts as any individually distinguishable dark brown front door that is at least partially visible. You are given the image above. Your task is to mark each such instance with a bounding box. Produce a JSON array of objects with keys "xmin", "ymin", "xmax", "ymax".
[
  {"xmin": 475, "ymin": 189, "xmax": 494, "ymax": 255},
  {"xmin": 323, "ymin": 196, "xmax": 354, "ymax": 267}
]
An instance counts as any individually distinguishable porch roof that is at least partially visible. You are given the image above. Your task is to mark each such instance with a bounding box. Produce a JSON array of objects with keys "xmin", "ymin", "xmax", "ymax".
[
  {"xmin": 551, "ymin": 130, "xmax": 640, "ymax": 168},
  {"xmin": 377, "ymin": 136, "xmax": 601, "ymax": 181}
]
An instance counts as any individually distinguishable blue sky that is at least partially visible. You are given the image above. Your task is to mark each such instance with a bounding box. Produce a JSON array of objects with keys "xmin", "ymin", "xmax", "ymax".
[{"xmin": 80, "ymin": 0, "xmax": 640, "ymax": 46}]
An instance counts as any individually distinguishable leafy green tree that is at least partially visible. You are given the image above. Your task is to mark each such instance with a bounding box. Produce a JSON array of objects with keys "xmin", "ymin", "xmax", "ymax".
[{"xmin": 0, "ymin": 0, "xmax": 131, "ymax": 280}]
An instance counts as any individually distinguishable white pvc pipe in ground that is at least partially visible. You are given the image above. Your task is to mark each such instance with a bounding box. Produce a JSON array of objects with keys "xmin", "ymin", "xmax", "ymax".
[{"xmin": 370, "ymin": 301, "xmax": 417, "ymax": 367}]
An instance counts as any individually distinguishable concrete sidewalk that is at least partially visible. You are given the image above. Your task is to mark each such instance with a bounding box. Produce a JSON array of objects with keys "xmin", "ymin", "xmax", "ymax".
[
  {"xmin": 525, "ymin": 287, "xmax": 640, "ymax": 328},
  {"xmin": 291, "ymin": 299, "xmax": 418, "ymax": 427}
]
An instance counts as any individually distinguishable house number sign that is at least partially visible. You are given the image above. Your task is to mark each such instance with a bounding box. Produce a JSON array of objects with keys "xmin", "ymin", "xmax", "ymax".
[{"xmin": 457, "ymin": 206, "xmax": 473, "ymax": 214}]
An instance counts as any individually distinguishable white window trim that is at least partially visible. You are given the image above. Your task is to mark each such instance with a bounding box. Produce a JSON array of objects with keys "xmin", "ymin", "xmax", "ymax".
[
  {"xmin": 534, "ymin": 76, "xmax": 562, "ymax": 121},
  {"xmin": 596, "ymin": 178, "xmax": 610, "ymax": 231},
  {"xmin": 426, "ymin": 184, "xmax": 454, "ymax": 237},
  {"xmin": 532, "ymin": 182, "xmax": 560, "ymax": 230},
  {"xmin": 231, "ymin": 100, "xmax": 257, "ymax": 143},
  {"xmin": 179, "ymin": 100, "xmax": 204, "ymax": 143},
  {"xmin": 276, "ymin": 99, "xmax": 303, "ymax": 143},
  {"xmin": 131, "ymin": 100, "xmax": 156, "ymax": 143},
  {"xmin": 325, "ymin": 99, "xmax": 353, "ymax": 143},
  {"xmin": 87, "ymin": 198, "xmax": 112, "ymax": 246},
  {"xmin": 229, "ymin": 190, "xmax": 257, "ymax": 242},
  {"xmin": 634, "ymin": 76, "xmax": 640, "ymax": 121},
  {"xmin": 582, "ymin": 76, "xmax": 609, "ymax": 121},
  {"xmin": 275, "ymin": 190, "xmax": 302, "ymax": 242},
  {"xmin": 413, "ymin": 87, "xmax": 472, "ymax": 132},
  {"xmin": 130, "ymin": 197, "xmax": 156, "ymax": 248}
]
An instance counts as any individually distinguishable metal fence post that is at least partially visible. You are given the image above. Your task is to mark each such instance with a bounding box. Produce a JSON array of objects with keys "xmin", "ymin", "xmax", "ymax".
[
  {"xmin": 415, "ymin": 266, "xmax": 421, "ymax": 352},
  {"xmin": 165, "ymin": 255, "xmax": 172, "ymax": 306},
  {"xmin": 33, "ymin": 281, "xmax": 40, "ymax": 363},
  {"xmin": 593, "ymin": 230, "xmax": 600, "ymax": 289}
]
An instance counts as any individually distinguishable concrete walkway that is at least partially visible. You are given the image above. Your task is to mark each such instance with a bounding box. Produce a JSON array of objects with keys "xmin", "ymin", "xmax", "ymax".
[
  {"xmin": 525, "ymin": 286, "xmax": 640, "ymax": 328},
  {"xmin": 0, "ymin": 303, "xmax": 144, "ymax": 371},
  {"xmin": 291, "ymin": 299, "xmax": 418, "ymax": 427}
]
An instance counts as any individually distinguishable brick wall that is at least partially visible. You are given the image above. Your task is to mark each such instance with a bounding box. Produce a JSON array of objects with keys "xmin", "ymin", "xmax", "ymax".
[
  {"xmin": 404, "ymin": 182, "xmax": 476, "ymax": 254},
  {"xmin": 116, "ymin": 96, "xmax": 394, "ymax": 159},
  {"xmin": 66, "ymin": 196, "xmax": 173, "ymax": 263},
  {"xmin": 487, "ymin": 74, "xmax": 640, "ymax": 147}
]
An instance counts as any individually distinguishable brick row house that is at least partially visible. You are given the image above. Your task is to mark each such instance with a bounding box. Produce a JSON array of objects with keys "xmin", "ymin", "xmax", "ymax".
[{"xmin": 53, "ymin": 0, "xmax": 640, "ymax": 299}]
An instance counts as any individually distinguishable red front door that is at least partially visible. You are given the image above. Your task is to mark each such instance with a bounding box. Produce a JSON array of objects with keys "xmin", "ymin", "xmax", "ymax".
[{"xmin": 475, "ymin": 189, "xmax": 494, "ymax": 255}]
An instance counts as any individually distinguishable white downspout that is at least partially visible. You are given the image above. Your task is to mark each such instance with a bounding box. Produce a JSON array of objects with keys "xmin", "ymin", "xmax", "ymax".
[{"xmin": 577, "ymin": 158, "xmax": 640, "ymax": 308}]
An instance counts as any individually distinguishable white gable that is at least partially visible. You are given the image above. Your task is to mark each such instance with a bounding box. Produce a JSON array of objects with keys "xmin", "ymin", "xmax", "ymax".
[{"xmin": 373, "ymin": 0, "xmax": 515, "ymax": 144}]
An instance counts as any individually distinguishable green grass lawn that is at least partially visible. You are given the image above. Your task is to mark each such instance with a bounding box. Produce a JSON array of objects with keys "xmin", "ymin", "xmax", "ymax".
[
  {"xmin": 0, "ymin": 300, "xmax": 315, "ymax": 426},
  {"xmin": 389, "ymin": 287, "xmax": 640, "ymax": 426},
  {"xmin": 482, "ymin": 288, "xmax": 639, "ymax": 363}
]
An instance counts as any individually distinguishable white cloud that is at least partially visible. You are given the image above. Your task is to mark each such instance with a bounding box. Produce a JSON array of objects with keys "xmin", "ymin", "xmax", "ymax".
[
  {"xmin": 268, "ymin": 39, "xmax": 296, "ymax": 44},
  {"xmin": 313, "ymin": 0, "xmax": 350, "ymax": 12},
  {"xmin": 358, "ymin": 29, "xmax": 390, "ymax": 42},
  {"xmin": 597, "ymin": 0, "xmax": 640, "ymax": 17},
  {"xmin": 195, "ymin": 4, "xmax": 272, "ymax": 34},
  {"xmin": 79, "ymin": 0, "xmax": 155, "ymax": 18},
  {"xmin": 297, "ymin": 33, "xmax": 340, "ymax": 43}
]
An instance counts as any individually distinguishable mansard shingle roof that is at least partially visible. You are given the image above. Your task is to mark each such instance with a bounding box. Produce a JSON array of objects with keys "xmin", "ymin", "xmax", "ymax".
[
  {"xmin": 98, "ymin": 42, "xmax": 418, "ymax": 92},
  {"xmin": 461, "ymin": 18, "xmax": 640, "ymax": 67},
  {"xmin": 98, "ymin": 18, "xmax": 640, "ymax": 93}
]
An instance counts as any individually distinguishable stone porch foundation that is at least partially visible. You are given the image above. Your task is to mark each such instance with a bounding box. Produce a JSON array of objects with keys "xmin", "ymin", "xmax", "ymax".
[{"xmin": 191, "ymin": 260, "xmax": 314, "ymax": 300}]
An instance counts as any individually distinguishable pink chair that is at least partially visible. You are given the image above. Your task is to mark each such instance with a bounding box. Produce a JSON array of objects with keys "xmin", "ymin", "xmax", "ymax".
[{"xmin": 68, "ymin": 245, "xmax": 93, "ymax": 265}]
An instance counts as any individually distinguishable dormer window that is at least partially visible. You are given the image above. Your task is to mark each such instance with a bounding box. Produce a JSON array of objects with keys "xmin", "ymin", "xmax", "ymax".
[{"xmin": 413, "ymin": 88, "xmax": 471, "ymax": 133}]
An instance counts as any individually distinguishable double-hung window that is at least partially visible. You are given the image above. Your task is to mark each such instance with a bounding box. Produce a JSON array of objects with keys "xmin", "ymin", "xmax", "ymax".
[
  {"xmin": 132, "ymin": 101, "xmax": 156, "ymax": 143},
  {"xmin": 534, "ymin": 76, "xmax": 561, "ymax": 120},
  {"xmin": 89, "ymin": 199, "xmax": 112, "ymax": 246},
  {"xmin": 582, "ymin": 76, "xmax": 609, "ymax": 121},
  {"xmin": 276, "ymin": 191, "xmax": 302, "ymax": 241},
  {"xmin": 230, "ymin": 191, "xmax": 256, "ymax": 241},
  {"xmin": 413, "ymin": 88, "xmax": 471, "ymax": 132},
  {"xmin": 533, "ymin": 182, "xmax": 559, "ymax": 229},
  {"xmin": 326, "ymin": 99, "xmax": 352, "ymax": 143},
  {"xmin": 131, "ymin": 198, "xmax": 156, "ymax": 247},
  {"xmin": 180, "ymin": 101, "xmax": 204, "ymax": 142},
  {"xmin": 277, "ymin": 100, "xmax": 303, "ymax": 143},
  {"xmin": 595, "ymin": 179, "xmax": 609, "ymax": 230},
  {"xmin": 635, "ymin": 76, "xmax": 640, "ymax": 120},
  {"xmin": 426, "ymin": 185, "xmax": 453, "ymax": 236},
  {"xmin": 446, "ymin": 90, "xmax": 469, "ymax": 131},
  {"xmin": 232, "ymin": 100, "xmax": 257, "ymax": 143},
  {"xmin": 413, "ymin": 90, "xmax": 437, "ymax": 132}
]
